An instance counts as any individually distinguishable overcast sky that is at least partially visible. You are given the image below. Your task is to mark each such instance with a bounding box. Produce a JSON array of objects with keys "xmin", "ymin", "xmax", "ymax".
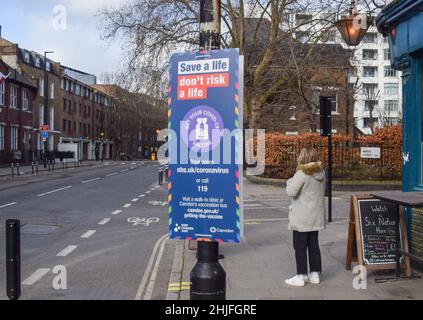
[{"xmin": 0, "ymin": 0, "xmax": 127, "ymax": 82}]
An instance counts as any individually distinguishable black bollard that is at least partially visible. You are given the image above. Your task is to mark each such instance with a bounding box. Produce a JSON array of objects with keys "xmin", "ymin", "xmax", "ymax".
[
  {"xmin": 190, "ymin": 241, "xmax": 226, "ymax": 300},
  {"xmin": 11, "ymin": 163, "xmax": 14, "ymax": 177},
  {"xmin": 158, "ymin": 167, "xmax": 163, "ymax": 185},
  {"xmin": 16, "ymin": 163, "xmax": 20, "ymax": 176},
  {"xmin": 6, "ymin": 220, "xmax": 21, "ymax": 300},
  {"xmin": 32, "ymin": 162, "xmax": 34, "ymax": 175},
  {"xmin": 36, "ymin": 162, "xmax": 39, "ymax": 175}
]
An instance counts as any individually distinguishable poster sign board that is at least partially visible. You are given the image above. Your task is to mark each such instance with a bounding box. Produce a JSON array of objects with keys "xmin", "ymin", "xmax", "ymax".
[
  {"xmin": 346, "ymin": 195, "xmax": 411, "ymax": 275},
  {"xmin": 168, "ymin": 49, "xmax": 243, "ymax": 243},
  {"xmin": 361, "ymin": 147, "xmax": 381, "ymax": 159}
]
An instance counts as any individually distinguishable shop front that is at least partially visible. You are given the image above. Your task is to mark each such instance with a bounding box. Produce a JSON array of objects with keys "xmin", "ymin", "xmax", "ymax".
[{"xmin": 377, "ymin": 0, "xmax": 423, "ymax": 262}]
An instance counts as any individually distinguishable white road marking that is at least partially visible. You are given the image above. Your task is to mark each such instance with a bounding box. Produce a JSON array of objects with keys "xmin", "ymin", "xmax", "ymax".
[
  {"xmin": 22, "ymin": 268, "xmax": 51, "ymax": 285},
  {"xmin": 144, "ymin": 235, "xmax": 168, "ymax": 300},
  {"xmin": 123, "ymin": 203, "xmax": 132, "ymax": 208},
  {"xmin": 139, "ymin": 194, "xmax": 145, "ymax": 198},
  {"xmin": 135, "ymin": 234, "xmax": 168, "ymax": 300},
  {"xmin": 132, "ymin": 198, "xmax": 139, "ymax": 202},
  {"xmin": 112, "ymin": 210, "xmax": 122, "ymax": 215},
  {"xmin": 0, "ymin": 202, "xmax": 17, "ymax": 209},
  {"xmin": 81, "ymin": 230, "xmax": 96, "ymax": 239},
  {"xmin": 244, "ymin": 204, "xmax": 262, "ymax": 207},
  {"xmin": 98, "ymin": 218, "xmax": 111, "ymax": 225},
  {"xmin": 120, "ymin": 169, "xmax": 129, "ymax": 173},
  {"xmin": 145, "ymin": 191, "xmax": 151, "ymax": 194},
  {"xmin": 106, "ymin": 172, "xmax": 118, "ymax": 177},
  {"xmin": 38, "ymin": 186, "xmax": 72, "ymax": 197},
  {"xmin": 56, "ymin": 245, "xmax": 78, "ymax": 257},
  {"xmin": 82, "ymin": 177, "xmax": 101, "ymax": 184}
]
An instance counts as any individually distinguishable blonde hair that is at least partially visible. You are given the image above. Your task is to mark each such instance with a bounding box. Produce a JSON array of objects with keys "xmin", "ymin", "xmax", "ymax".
[{"xmin": 297, "ymin": 146, "xmax": 319, "ymax": 167}]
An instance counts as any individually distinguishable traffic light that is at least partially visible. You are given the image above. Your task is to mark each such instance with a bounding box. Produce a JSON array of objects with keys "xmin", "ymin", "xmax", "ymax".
[{"xmin": 319, "ymin": 96, "xmax": 332, "ymax": 136}]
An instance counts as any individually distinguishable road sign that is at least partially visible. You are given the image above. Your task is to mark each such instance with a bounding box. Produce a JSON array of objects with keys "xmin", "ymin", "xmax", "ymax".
[
  {"xmin": 361, "ymin": 147, "xmax": 381, "ymax": 159},
  {"xmin": 41, "ymin": 131, "xmax": 49, "ymax": 138},
  {"xmin": 168, "ymin": 49, "xmax": 243, "ymax": 243}
]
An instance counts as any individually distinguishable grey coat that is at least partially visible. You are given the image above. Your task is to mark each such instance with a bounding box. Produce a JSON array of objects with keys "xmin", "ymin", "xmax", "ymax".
[{"xmin": 286, "ymin": 161, "xmax": 326, "ymax": 232}]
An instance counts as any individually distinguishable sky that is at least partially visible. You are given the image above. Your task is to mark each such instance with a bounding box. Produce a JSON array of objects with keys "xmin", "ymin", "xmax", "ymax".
[{"xmin": 0, "ymin": 0, "xmax": 128, "ymax": 82}]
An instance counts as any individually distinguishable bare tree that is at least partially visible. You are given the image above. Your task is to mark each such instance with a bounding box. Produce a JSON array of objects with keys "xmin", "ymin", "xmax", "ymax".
[{"xmin": 100, "ymin": 0, "xmax": 380, "ymax": 128}]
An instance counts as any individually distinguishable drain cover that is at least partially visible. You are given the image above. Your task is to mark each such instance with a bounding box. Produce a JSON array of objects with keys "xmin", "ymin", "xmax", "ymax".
[{"xmin": 21, "ymin": 223, "xmax": 60, "ymax": 235}]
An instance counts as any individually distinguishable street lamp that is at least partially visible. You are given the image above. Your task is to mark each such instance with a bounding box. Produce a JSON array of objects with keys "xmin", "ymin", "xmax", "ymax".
[
  {"xmin": 335, "ymin": 0, "xmax": 370, "ymax": 46},
  {"xmin": 43, "ymin": 51, "xmax": 54, "ymax": 168}
]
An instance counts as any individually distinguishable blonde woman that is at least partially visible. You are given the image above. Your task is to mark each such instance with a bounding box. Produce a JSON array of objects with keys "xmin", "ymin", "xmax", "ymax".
[{"xmin": 284, "ymin": 146, "xmax": 326, "ymax": 287}]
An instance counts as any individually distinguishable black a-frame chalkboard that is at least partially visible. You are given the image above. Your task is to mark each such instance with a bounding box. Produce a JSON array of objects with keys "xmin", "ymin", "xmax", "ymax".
[{"xmin": 346, "ymin": 195, "xmax": 411, "ymax": 275}]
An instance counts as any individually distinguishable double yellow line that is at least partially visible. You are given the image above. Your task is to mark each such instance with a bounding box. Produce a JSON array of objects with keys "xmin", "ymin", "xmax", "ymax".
[{"xmin": 168, "ymin": 282, "xmax": 190, "ymax": 292}]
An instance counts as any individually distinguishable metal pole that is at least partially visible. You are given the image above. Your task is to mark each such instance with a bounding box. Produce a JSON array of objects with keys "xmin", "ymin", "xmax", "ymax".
[
  {"xmin": 17, "ymin": 163, "xmax": 20, "ymax": 176},
  {"xmin": 328, "ymin": 133, "xmax": 333, "ymax": 223},
  {"xmin": 11, "ymin": 163, "xmax": 14, "ymax": 177},
  {"xmin": 191, "ymin": 0, "xmax": 225, "ymax": 301},
  {"xmin": 6, "ymin": 220, "xmax": 21, "ymax": 300}
]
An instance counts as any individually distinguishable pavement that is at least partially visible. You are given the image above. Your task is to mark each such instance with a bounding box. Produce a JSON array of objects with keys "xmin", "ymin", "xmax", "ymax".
[
  {"xmin": 168, "ymin": 178, "xmax": 423, "ymax": 300},
  {"xmin": 0, "ymin": 160, "xmax": 174, "ymax": 300}
]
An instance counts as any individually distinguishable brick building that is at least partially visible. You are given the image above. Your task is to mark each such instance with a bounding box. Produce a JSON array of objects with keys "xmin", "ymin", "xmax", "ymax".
[
  {"xmin": 244, "ymin": 18, "xmax": 354, "ymax": 135},
  {"xmin": 0, "ymin": 60, "xmax": 37, "ymax": 165},
  {"xmin": 93, "ymin": 85, "xmax": 167, "ymax": 159},
  {"xmin": 0, "ymin": 37, "xmax": 62, "ymax": 156}
]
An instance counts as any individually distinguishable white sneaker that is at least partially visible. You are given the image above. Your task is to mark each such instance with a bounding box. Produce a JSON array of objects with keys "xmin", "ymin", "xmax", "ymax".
[
  {"xmin": 284, "ymin": 275, "xmax": 306, "ymax": 287},
  {"xmin": 308, "ymin": 272, "xmax": 320, "ymax": 284}
]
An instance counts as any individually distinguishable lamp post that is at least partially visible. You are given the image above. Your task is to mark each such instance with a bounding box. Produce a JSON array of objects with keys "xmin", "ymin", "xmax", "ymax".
[
  {"xmin": 335, "ymin": 0, "xmax": 370, "ymax": 47},
  {"xmin": 190, "ymin": 0, "xmax": 226, "ymax": 301},
  {"xmin": 43, "ymin": 51, "xmax": 54, "ymax": 168}
]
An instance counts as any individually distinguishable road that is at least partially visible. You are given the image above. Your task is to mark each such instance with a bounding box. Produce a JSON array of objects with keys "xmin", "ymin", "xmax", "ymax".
[{"xmin": 0, "ymin": 161, "xmax": 173, "ymax": 300}]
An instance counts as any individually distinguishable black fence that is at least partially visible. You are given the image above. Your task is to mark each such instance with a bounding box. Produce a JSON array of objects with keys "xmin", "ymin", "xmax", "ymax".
[{"xmin": 264, "ymin": 142, "xmax": 402, "ymax": 181}]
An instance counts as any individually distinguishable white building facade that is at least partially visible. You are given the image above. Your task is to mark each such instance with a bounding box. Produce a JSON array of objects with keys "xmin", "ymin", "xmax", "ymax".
[{"xmin": 283, "ymin": 12, "xmax": 402, "ymax": 135}]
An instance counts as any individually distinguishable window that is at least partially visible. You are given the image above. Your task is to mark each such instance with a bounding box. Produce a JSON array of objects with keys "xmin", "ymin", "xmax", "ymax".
[
  {"xmin": 49, "ymin": 107, "xmax": 54, "ymax": 131},
  {"xmin": 384, "ymin": 100, "xmax": 399, "ymax": 112},
  {"xmin": 363, "ymin": 83, "xmax": 378, "ymax": 98},
  {"xmin": 50, "ymin": 82, "xmax": 55, "ymax": 99},
  {"xmin": 46, "ymin": 61, "xmax": 51, "ymax": 72},
  {"xmin": 39, "ymin": 105, "xmax": 44, "ymax": 126},
  {"xmin": 0, "ymin": 82, "xmax": 4, "ymax": 105},
  {"xmin": 363, "ymin": 49, "xmax": 378, "ymax": 60},
  {"xmin": 322, "ymin": 29, "xmax": 336, "ymax": 43},
  {"xmin": 386, "ymin": 118, "xmax": 399, "ymax": 126},
  {"xmin": 0, "ymin": 125, "xmax": 4, "ymax": 150},
  {"xmin": 384, "ymin": 83, "xmax": 399, "ymax": 95},
  {"xmin": 61, "ymin": 78, "xmax": 66, "ymax": 90},
  {"xmin": 329, "ymin": 95, "xmax": 338, "ymax": 113},
  {"xmin": 35, "ymin": 57, "xmax": 40, "ymax": 68},
  {"xmin": 62, "ymin": 119, "xmax": 67, "ymax": 131},
  {"xmin": 65, "ymin": 79, "xmax": 70, "ymax": 91},
  {"xmin": 68, "ymin": 120, "xmax": 71, "ymax": 132},
  {"xmin": 384, "ymin": 66, "xmax": 397, "ymax": 77},
  {"xmin": 10, "ymin": 127, "xmax": 18, "ymax": 150},
  {"xmin": 24, "ymin": 52, "xmax": 30, "ymax": 63},
  {"xmin": 62, "ymin": 98, "xmax": 67, "ymax": 112},
  {"xmin": 22, "ymin": 89, "xmax": 29, "ymax": 110},
  {"xmin": 295, "ymin": 14, "xmax": 312, "ymax": 26},
  {"xmin": 363, "ymin": 118, "xmax": 378, "ymax": 129},
  {"xmin": 365, "ymin": 100, "xmax": 378, "ymax": 111},
  {"xmin": 362, "ymin": 33, "xmax": 378, "ymax": 43},
  {"xmin": 295, "ymin": 32, "xmax": 309, "ymax": 43},
  {"xmin": 384, "ymin": 49, "xmax": 391, "ymax": 61},
  {"xmin": 76, "ymin": 84, "xmax": 81, "ymax": 96},
  {"xmin": 363, "ymin": 66, "xmax": 378, "ymax": 77},
  {"xmin": 10, "ymin": 86, "xmax": 18, "ymax": 108},
  {"xmin": 39, "ymin": 79, "xmax": 44, "ymax": 97}
]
